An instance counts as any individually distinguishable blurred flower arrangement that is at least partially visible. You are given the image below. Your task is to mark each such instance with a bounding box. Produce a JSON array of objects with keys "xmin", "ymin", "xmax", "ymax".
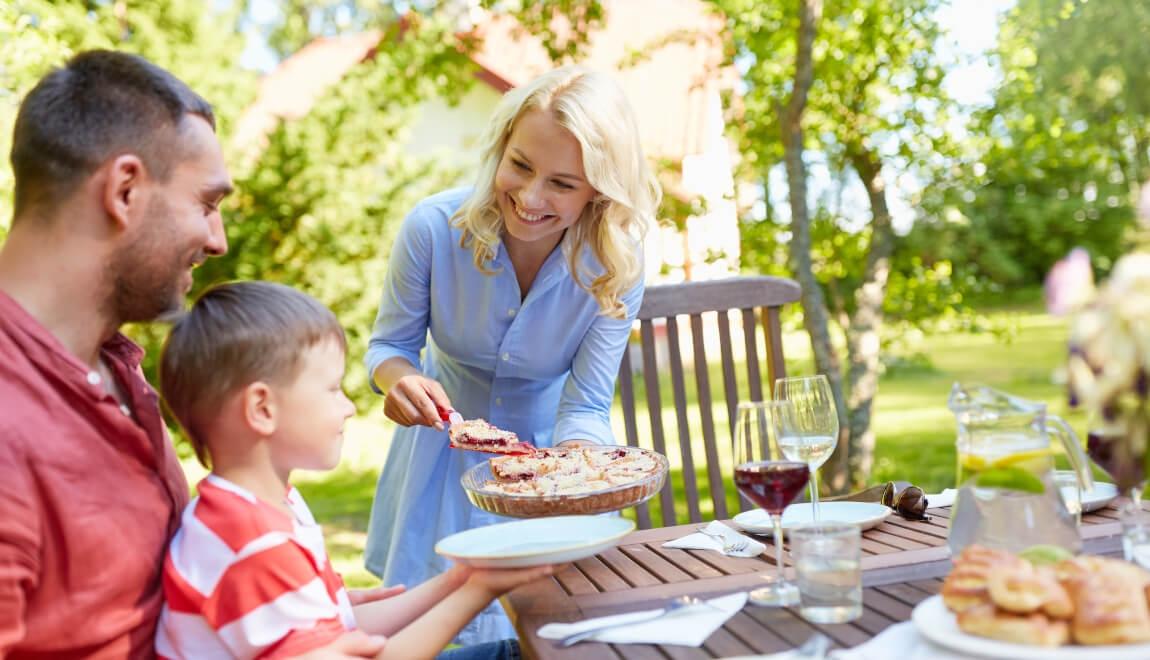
[{"xmin": 1046, "ymin": 248, "xmax": 1150, "ymax": 490}]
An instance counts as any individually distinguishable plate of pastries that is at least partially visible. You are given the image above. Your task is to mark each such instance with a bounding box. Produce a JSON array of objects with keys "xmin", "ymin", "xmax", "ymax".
[{"xmin": 912, "ymin": 544, "xmax": 1150, "ymax": 659}]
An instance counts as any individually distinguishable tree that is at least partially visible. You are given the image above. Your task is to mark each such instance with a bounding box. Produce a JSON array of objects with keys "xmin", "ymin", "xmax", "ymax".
[
  {"xmin": 917, "ymin": 0, "xmax": 1149, "ymax": 289},
  {"xmin": 716, "ymin": 0, "xmax": 958, "ymax": 488},
  {"xmin": 1, "ymin": 1, "xmax": 254, "ymax": 237}
]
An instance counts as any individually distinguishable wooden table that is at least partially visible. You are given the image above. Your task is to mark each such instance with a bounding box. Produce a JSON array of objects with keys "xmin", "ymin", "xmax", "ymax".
[{"xmin": 502, "ymin": 504, "xmax": 1132, "ymax": 659}]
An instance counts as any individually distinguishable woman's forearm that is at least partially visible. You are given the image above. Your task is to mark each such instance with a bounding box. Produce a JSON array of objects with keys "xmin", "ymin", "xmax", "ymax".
[{"xmin": 372, "ymin": 356, "xmax": 421, "ymax": 395}]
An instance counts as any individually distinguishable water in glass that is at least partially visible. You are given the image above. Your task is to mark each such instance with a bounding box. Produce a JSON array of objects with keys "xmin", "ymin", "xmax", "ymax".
[{"xmin": 792, "ymin": 523, "xmax": 862, "ymax": 624}]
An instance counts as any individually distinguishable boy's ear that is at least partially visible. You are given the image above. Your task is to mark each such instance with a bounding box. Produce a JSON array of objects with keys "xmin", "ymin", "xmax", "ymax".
[{"xmin": 242, "ymin": 381, "xmax": 277, "ymax": 436}]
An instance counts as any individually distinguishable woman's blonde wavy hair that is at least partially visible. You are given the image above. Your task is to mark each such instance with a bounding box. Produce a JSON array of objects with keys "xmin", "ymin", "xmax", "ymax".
[{"xmin": 452, "ymin": 65, "xmax": 661, "ymax": 319}]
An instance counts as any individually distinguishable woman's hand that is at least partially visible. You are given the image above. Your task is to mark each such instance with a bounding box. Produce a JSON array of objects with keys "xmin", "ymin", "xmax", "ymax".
[{"xmin": 383, "ymin": 374, "xmax": 452, "ymax": 430}]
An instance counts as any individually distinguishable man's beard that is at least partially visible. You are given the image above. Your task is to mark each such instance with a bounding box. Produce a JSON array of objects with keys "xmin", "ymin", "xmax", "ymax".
[{"xmin": 108, "ymin": 199, "xmax": 189, "ymax": 324}]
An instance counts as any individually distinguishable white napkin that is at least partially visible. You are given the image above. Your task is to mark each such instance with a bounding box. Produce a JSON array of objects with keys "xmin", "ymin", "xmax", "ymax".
[
  {"xmin": 662, "ymin": 521, "xmax": 766, "ymax": 557},
  {"xmin": 538, "ymin": 592, "xmax": 748, "ymax": 647},
  {"xmin": 926, "ymin": 488, "xmax": 957, "ymax": 508}
]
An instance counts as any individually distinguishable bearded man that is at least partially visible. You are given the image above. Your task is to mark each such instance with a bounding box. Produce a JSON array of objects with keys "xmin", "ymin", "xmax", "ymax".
[{"xmin": 0, "ymin": 50, "xmax": 386, "ymax": 659}]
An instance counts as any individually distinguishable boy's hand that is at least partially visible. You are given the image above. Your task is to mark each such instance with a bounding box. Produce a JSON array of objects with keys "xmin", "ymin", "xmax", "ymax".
[
  {"xmin": 347, "ymin": 583, "xmax": 406, "ymax": 606},
  {"xmin": 292, "ymin": 631, "xmax": 386, "ymax": 658},
  {"xmin": 384, "ymin": 375, "xmax": 452, "ymax": 430},
  {"xmin": 465, "ymin": 564, "xmax": 555, "ymax": 599}
]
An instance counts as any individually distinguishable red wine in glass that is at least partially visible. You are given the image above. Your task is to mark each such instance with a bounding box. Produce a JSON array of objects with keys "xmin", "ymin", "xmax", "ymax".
[
  {"xmin": 1088, "ymin": 428, "xmax": 1145, "ymax": 491},
  {"xmin": 735, "ymin": 461, "xmax": 811, "ymax": 513}
]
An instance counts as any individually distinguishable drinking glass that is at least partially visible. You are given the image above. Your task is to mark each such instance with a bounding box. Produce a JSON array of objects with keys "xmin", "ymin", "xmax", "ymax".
[
  {"xmin": 733, "ymin": 401, "xmax": 810, "ymax": 607},
  {"xmin": 774, "ymin": 375, "xmax": 839, "ymax": 522},
  {"xmin": 791, "ymin": 522, "xmax": 863, "ymax": 623}
]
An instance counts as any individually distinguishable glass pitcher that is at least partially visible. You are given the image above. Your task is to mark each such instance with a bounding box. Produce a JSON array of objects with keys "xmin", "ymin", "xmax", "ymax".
[{"xmin": 947, "ymin": 383, "xmax": 1093, "ymax": 555}]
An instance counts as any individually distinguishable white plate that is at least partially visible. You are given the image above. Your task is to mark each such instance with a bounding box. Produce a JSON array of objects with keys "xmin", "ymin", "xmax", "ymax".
[
  {"xmin": 731, "ymin": 502, "xmax": 891, "ymax": 535},
  {"xmin": 1071, "ymin": 481, "xmax": 1119, "ymax": 513},
  {"xmin": 913, "ymin": 594, "xmax": 1150, "ymax": 659},
  {"xmin": 434, "ymin": 515, "xmax": 635, "ymax": 568}
]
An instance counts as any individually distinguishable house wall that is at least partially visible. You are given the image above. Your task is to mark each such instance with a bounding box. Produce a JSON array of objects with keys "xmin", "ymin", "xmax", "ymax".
[
  {"xmin": 652, "ymin": 87, "xmax": 741, "ymax": 284},
  {"xmin": 403, "ymin": 83, "xmax": 503, "ymax": 182}
]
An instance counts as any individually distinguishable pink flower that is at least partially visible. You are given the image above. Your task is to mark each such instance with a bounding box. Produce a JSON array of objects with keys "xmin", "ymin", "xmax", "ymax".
[{"xmin": 1044, "ymin": 248, "xmax": 1095, "ymax": 316}]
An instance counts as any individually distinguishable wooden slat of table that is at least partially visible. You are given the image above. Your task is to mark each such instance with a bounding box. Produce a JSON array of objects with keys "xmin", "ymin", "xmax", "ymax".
[
  {"xmin": 507, "ymin": 502, "xmax": 1139, "ymax": 659},
  {"xmin": 598, "ymin": 547, "xmax": 664, "ymax": 588},
  {"xmin": 554, "ymin": 562, "xmax": 599, "ymax": 596},
  {"xmin": 617, "ymin": 544, "xmax": 696, "ymax": 584},
  {"xmin": 722, "ymin": 611, "xmax": 795, "ymax": 654}
]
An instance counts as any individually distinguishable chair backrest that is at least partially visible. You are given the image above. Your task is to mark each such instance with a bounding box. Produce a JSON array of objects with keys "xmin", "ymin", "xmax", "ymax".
[{"xmin": 617, "ymin": 275, "xmax": 801, "ymax": 528}]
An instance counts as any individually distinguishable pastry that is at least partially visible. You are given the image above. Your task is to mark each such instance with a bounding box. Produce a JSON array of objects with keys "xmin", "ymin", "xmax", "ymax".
[
  {"xmin": 448, "ymin": 419, "xmax": 536, "ymax": 455},
  {"xmin": 956, "ymin": 603, "xmax": 1070, "ymax": 647},
  {"xmin": 485, "ymin": 447, "xmax": 660, "ymax": 496},
  {"xmin": 942, "ymin": 545, "xmax": 1023, "ymax": 613},
  {"xmin": 1062, "ymin": 559, "xmax": 1150, "ymax": 645},
  {"xmin": 987, "ymin": 562, "xmax": 1072, "ymax": 619}
]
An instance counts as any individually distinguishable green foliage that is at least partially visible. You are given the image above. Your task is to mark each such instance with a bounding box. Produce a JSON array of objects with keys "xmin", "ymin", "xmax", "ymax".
[
  {"xmin": 1, "ymin": 1, "xmax": 255, "ymax": 235},
  {"xmin": 916, "ymin": 0, "xmax": 1149, "ymax": 288},
  {"xmin": 191, "ymin": 17, "xmax": 475, "ymax": 407},
  {"xmin": 480, "ymin": 0, "xmax": 605, "ymax": 62},
  {"xmin": 717, "ymin": 0, "xmax": 963, "ymax": 322}
]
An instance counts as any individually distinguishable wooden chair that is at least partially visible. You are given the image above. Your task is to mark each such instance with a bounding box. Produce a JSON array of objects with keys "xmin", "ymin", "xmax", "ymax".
[{"xmin": 617, "ymin": 275, "xmax": 802, "ymax": 529}]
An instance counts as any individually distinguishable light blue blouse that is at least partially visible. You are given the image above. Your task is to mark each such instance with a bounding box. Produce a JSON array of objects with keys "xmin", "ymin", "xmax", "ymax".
[{"xmin": 363, "ymin": 188, "xmax": 642, "ymax": 644}]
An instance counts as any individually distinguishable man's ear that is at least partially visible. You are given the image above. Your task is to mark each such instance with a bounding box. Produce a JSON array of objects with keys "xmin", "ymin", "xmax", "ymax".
[
  {"xmin": 101, "ymin": 154, "xmax": 147, "ymax": 231},
  {"xmin": 243, "ymin": 381, "xmax": 277, "ymax": 436}
]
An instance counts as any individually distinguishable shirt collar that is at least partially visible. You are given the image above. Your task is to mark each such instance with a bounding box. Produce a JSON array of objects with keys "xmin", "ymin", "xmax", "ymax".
[{"xmin": 0, "ymin": 290, "xmax": 144, "ymax": 373}]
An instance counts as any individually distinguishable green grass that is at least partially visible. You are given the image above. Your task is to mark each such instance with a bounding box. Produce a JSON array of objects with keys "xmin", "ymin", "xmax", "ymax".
[{"xmin": 184, "ymin": 303, "xmax": 1084, "ymax": 588}]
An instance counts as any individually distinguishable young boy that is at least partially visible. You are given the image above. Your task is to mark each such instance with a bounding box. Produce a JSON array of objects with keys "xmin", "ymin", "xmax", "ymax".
[{"xmin": 155, "ymin": 281, "xmax": 551, "ymax": 659}]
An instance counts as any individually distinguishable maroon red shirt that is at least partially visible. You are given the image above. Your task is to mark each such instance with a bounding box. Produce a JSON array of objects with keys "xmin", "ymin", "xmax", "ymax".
[{"xmin": 0, "ymin": 292, "xmax": 189, "ymax": 658}]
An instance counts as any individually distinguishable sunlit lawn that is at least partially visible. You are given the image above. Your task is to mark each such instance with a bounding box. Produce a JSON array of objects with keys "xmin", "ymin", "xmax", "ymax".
[{"xmin": 183, "ymin": 302, "xmax": 1083, "ymax": 588}]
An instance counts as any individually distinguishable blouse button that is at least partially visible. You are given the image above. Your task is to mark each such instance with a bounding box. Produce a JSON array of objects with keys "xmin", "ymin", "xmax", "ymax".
[
  {"xmin": 87, "ymin": 371, "xmax": 101, "ymax": 386},
  {"xmin": 501, "ymin": 352, "xmax": 510, "ymax": 362},
  {"xmin": 508, "ymin": 308, "xmax": 517, "ymax": 317},
  {"xmin": 495, "ymin": 397, "xmax": 503, "ymax": 406}
]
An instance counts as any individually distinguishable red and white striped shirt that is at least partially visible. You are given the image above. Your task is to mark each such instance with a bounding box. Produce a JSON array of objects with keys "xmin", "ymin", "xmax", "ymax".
[{"xmin": 156, "ymin": 476, "xmax": 356, "ymax": 659}]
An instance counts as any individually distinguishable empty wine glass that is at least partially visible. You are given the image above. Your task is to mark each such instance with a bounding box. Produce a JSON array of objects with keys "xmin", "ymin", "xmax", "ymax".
[
  {"xmin": 774, "ymin": 375, "xmax": 839, "ymax": 522},
  {"xmin": 734, "ymin": 401, "xmax": 810, "ymax": 607}
]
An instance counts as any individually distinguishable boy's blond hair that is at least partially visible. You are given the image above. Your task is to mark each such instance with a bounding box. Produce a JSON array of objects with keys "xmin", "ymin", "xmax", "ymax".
[
  {"xmin": 452, "ymin": 64, "xmax": 661, "ymax": 319},
  {"xmin": 159, "ymin": 281, "xmax": 346, "ymax": 468}
]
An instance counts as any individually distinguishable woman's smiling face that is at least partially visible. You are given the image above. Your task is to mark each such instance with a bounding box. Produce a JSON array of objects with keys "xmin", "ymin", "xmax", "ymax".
[{"xmin": 494, "ymin": 109, "xmax": 597, "ymax": 250}]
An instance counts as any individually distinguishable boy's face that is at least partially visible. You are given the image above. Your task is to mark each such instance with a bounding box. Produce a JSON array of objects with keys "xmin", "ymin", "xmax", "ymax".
[{"xmin": 272, "ymin": 338, "xmax": 356, "ymax": 472}]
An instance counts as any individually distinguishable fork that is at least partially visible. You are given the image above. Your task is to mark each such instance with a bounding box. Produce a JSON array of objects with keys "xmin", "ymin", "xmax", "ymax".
[
  {"xmin": 558, "ymin": 595, "xmax": 719, "ymax": 646},
  {"xmin": 696, "ymin": 526, "xmax": 750, "ymax": 554}
]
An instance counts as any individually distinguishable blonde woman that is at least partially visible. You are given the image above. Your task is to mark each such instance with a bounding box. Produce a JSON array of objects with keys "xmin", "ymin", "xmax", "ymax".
[{"xmin": 364, "ymin": 65, "xmax": 660, "ymax": 644}]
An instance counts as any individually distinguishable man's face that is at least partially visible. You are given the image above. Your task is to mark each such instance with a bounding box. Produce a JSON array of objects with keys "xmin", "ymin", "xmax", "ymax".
[{"xmin": 111, "ymin": 116, "xmax": 231, "ymax": 323}]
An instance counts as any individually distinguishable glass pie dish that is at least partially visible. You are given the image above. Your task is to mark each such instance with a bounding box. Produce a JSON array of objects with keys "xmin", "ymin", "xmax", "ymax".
[{"xmin": 460, "ymin": 446, "xmax": 670, "ymax": 518}]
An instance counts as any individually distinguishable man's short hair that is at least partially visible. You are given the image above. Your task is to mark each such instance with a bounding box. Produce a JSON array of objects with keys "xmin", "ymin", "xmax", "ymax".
[
  {"xmin": 9, "ymin": 49, "xmax": 215, "ymax": 220},
  {"xmin": 160, "ymin": 281, "xmax": 347, "ymax": 468}
]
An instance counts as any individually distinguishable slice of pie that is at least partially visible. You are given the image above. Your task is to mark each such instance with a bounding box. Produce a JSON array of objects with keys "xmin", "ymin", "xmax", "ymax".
[{"xmin": 448, "ymin": 419, "xmax": 536, "ymax": 455}]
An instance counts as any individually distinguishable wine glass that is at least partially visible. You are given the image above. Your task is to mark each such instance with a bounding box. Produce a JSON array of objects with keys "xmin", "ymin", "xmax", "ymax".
[
  {"xmin": 733, "ymin": 400, "xmax": 810, "ymax": 607},
  {"xmin": 1087, "ymin": 422, "xmax": 1149, "ymax": 563},
  {"xmin": 774, "ymin": 375, "xmax": 839, "ymax": 522}
]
